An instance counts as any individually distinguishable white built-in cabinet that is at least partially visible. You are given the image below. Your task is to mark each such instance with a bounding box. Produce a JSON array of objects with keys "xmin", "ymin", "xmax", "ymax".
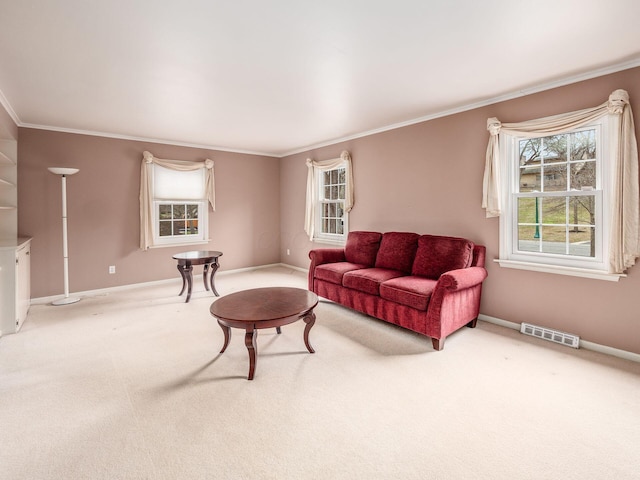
[
  {"xmin": 0, "ymin": 238, "xmax": 31, "ymax": 334},
  {"xmin": 0, "ymin": 138, "xmax": 31, "ymax": 336}
]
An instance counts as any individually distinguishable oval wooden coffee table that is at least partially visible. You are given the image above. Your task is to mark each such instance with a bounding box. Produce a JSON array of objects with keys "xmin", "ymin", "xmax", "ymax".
[{"xmin": 210, "ymin": 287, "xmax": 319, "ymax": 380}]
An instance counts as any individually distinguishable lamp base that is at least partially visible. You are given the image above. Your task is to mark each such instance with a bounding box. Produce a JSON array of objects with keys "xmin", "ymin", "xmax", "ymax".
[{"xmin": 51, "ymin": 296, "xmax": 81, "ymax": 306}]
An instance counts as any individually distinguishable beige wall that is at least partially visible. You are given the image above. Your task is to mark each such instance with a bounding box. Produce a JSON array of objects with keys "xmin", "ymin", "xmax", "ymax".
[
  {"xmin": 18, "ymin": 129, "xmax": 281, "ymax": 298},
  {"xmin": 280, "ymin": 67, "xmax": 640, "ymax": 355}
]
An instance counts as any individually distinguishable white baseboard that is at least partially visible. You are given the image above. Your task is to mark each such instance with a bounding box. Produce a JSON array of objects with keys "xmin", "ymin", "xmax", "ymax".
[
  {"xmin": 478, "ymin": 314, "xmax": 640, "ymax": 363},
  {"xmin": 30, "ymin": 262, "xmax": 292, "ymax": 305}
]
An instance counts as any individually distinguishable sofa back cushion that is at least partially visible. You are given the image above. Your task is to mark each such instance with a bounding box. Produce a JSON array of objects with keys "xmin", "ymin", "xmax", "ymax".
[
  {"xmin": 344, "ymin": 231, "xmax": 382, "ymax": 267},
  {"xmin": 374, "ymin": 232, "xmax": 420, "ymax": 273},
  {"xmin": 412, "ymin": 235, "xmax": 474, "ymax": 279}
]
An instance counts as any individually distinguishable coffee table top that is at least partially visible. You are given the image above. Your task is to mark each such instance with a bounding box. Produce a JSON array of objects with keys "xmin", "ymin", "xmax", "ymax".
[
  {"xmin": 172, "ymin": 250, "xmax": 223, "ymax": 261},
  {"xmin": 210, "ymin": 287, "xmax": 318, "ymax": 324}
]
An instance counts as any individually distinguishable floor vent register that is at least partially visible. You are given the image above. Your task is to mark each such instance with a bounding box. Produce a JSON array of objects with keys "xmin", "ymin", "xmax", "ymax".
[{"xmin": 520, "ymin": 322, "xmax": 580, "ymax": 349}]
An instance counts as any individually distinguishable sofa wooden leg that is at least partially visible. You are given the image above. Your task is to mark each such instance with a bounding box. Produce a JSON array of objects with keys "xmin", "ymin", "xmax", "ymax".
[
  {"xmin": 466, "ymin": 317, "xmax": 478, "ymax": 328},
  {"xmin": 431, "ymin": 337, "xmax": 444, "ymax": 351}
]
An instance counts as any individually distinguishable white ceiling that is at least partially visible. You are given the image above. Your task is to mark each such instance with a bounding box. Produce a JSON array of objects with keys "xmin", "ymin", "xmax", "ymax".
[{"xmin": 1, "ymin": 0, "xmax": 639, "ymax": 157}]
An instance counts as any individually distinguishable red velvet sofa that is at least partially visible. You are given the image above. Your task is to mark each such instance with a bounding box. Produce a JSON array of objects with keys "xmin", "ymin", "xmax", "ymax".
[{"xmin": 308, "ymin": 231, "xmax": 487, "ymax": 350}]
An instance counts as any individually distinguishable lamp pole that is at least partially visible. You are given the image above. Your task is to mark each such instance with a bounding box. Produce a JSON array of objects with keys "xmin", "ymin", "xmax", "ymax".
[{"xmin": 48, "ymin": 167, "xmax": 80, "ymax": 305}]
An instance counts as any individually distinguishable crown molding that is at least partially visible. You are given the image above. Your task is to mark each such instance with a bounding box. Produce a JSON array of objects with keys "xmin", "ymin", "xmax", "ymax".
[{"xmin": 18, "ymin": 123, "xmax": 281, "ymax": 158}]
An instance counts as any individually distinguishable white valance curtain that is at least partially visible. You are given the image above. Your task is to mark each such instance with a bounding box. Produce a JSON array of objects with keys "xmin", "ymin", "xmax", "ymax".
[
  {"xmin": 304, "ymin": 150, "xmax": 354, "ymax": 240},
  {"xmin": 139, "ymin": 150, "xmax": 215, "ymax": 250},
  {"xmin": 482, "ymin": 89, "xmax": 640, "ymax": 273}
]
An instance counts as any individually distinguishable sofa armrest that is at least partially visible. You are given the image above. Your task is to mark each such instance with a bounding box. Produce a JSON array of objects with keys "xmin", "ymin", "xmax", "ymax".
[
  {"xmin": 308, "ymin": 248, "xmax": 346, "ymax": 290},
  {"xmin": 437, "ymin": 266, "xmax": 488, "ymax": 291},
  {"xmin": 427, "ymin": 266, "xmax": 488, "ymax": 341},
  {"xmin": 309, "ymin": 248, "xmax": 346, "ymax": 265}
]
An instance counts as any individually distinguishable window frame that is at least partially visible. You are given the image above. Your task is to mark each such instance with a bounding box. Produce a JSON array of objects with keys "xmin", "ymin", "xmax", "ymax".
[
  {"xmin": 152, "ymin": 200, "xmax": 208, "ymax": 246},
  {"xmin": 313, "ymin": 163, "xmax": 349, "ymax": 245},
  {"xmin": 150, "ymin": 165, "xmax": 209, "ymax": 247},
  {"xmin": 497, "ymin": 118, "xmax": 621, "ymax": 280}
]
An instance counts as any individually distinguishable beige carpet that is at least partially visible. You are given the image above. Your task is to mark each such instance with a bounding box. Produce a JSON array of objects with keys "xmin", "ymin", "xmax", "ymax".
[{"xmin": 1, "ymin": 266, "xmax": 639, "ymax": 480}]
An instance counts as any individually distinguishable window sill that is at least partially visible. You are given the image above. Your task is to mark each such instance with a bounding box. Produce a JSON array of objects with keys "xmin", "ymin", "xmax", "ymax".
[
  {"xmin": 494, "ymin": 259, "xmax": 625, "ymax": 282},
  {"xmin": 149, "ymin": 239, "xmax": 211, "ymax": 249}
]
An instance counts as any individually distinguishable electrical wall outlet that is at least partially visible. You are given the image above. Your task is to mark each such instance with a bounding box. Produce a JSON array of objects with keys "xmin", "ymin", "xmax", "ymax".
[{"xmin": 109, "ymin": 265, "xmax": 116, "ymax": 274}]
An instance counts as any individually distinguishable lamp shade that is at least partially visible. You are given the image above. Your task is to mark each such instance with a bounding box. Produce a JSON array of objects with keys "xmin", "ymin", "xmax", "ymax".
[{"xmin": 48, "ymin": 167, "xmax": 79, "ymax": 176}]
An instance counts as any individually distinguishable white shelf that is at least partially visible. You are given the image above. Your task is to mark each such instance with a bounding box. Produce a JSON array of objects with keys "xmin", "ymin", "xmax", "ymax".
[
  {"xmin": 0, "ymin": 177, "xmax": 15, "ymax": 188},
  {"xmin": 0, "ymin": 149, "xmax": 14, "ymax": 165},
  {"xmin": 0, "ymin": 205, "xmax": 16, "ymax": 210}
]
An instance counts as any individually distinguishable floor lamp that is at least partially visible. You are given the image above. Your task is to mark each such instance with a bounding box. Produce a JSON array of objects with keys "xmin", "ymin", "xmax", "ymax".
[{"xmin": 48, "ymin": 167, "xmax": 81, "ymax": 305}]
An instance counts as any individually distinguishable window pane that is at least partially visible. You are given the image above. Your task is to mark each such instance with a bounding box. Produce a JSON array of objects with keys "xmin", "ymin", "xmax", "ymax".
[
  {"xmin": 186, "ymin": 220, "xmax": 198, "ymax": 234},
  {"xmin": 517, "ymin": 197, "xmax": 538, "ymax": 224},
  {"xmin": 540, "ymin": 226, "xmax": 567, "ymax": 254},
  {"xmin": 186, "ymin": 204, "xmax": 198, "ymax": 218},
  {"xmin": 520, "ymin": 166, "xmax": 541, "ymax": 192},
  {"xmin": 322, "ymin": 203, "xmax": 329, "ymax": 217},
  {"xmin": 339, "ymin": 184, "xmax": 345, "ymax": 199},
  {"xmin": 518, "ymin": 226, "xmax": 540, "ymax": 252},
  {"xmin": 338, "ymin": 168, "xmax": 345, "ymax": 184},
  {"xmin": 542, "ymin": 164, "xmax": 567, "ymax": 192},
  {"xmin": 323, "ymin": 171, "xmax": 331, "ymax": 184},
  {"xmin": 330, "ymin": 169, "xmax": 338, "ymax": 184},
  {"xmin": 569, "ymin": 196, "xmax": 595, "ymax": 225},
  {"xmin": 159, "ymin": 204, "xmax": 172, "ymax": 220},
  {"xmin": 569, "ymin": 227, "xmax": 594, "ymax": 257},
  {"xmin": 542, "ymin": 135, "xmax": 566, "ymax": 163},
  {"xmin": 540, "ymin": 197, "xmax": 566, "ymax": 224},
  {"xmin": 327, "ymin": 203, "xmax": 335, "ymax": 217},
  {"xmin": 323, "ymin": 186, "xmax": 330, "ymax": 200},
  {"xmin": 159, "ymin": 221, "xmax": 172, "ymax": 237},
  {"xmin": 337, "ymin": 219, "xmax": 344, "ymax": 235},
  {"xmin": 173, "ymin": 205, "xmax": 185, "ymax": 219},
  {"xmin": 520, "ymin": 138, "xmax": 541, "ymax": 165},
  {"xmin": 570, "ymin": 161, "xmax": 596, "ymax": 190},
  {"xmin": 570, "ymin": 130, "xmax": 596, "ymax": 161},
  {"xmin": 173, "ymin": 220, "xmax": 185, "ymax": 235},
  {"xmin": 336, "ymin": 203, "xmax": 344, "ymax": 218},
  {"xmin": 329, "ymin": 219, "xmax": 336, "ymax": 234}
]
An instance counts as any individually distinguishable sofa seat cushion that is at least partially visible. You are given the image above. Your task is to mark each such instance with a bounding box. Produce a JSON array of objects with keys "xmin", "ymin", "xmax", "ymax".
[
  {"xmin": 379, "ymin": 276, "xmax": 438, "ymax": 311},
  {"xmin": 343, "ymin": 268, "xmax": 406, "ymax": 295},
  {"xmin": 412, "ymin": 235, "xmax": 474, "ymax": 280},
  {"xmin": 375, "ymin": 232, "xmax": 420, "ymax": 273},
  {"xmin": 344, "ymin": 231, "xmax": 382, "ymax": 267},
  {"xmin": 315, "ymin": 262, "xmax": 366, "ymax": 285}
]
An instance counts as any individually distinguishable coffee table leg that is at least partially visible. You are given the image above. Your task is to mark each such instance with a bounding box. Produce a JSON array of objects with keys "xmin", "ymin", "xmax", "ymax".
[
  {"xmin": 218, "ymin": 321, "xmax": 231, "ymax": 353},
  {"xmin": 245, "ymin": 326, "xmax": 257, "ymax": 380},
  {"xmin": 303, "ymin": 311, "xmax": 316, "ymax": 354},
  {"xmin": 209, "ymin": 259, "xmax": 220, "ymax": 297},
  {"xmin": 203, "ymin": 264, "xmax": 211, "ymax": 291},
  {"xmin": 184, "ymin": 265, "xmax": 194, "ymax": 303},
  {"xmin": 176, "ymin": 264, "xmax": 187, "ymax": 296}
]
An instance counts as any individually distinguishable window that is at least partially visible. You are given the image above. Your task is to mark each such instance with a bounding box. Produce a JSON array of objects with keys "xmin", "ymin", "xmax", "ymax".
[
  {"xmin": 139, "ymin": 151, "xmax": 215, "ymax": 250},
  {"xmin": 304, "ymin": 151, "xmax": 353, "ymax": 245},
  {"xmin": 500, "ymin": 119, "xmax": 611, "ymax": 275},
  {"xmin": 152, "ymin": 165, "xmax": 208, "ymax": 246},
  {"xmin": 483, "ymin": 90, "xmax": 640, "ymax": 280},
  {"xmin": 315, "ymin": 166, "xmax": 348, "ymax": 242}
]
